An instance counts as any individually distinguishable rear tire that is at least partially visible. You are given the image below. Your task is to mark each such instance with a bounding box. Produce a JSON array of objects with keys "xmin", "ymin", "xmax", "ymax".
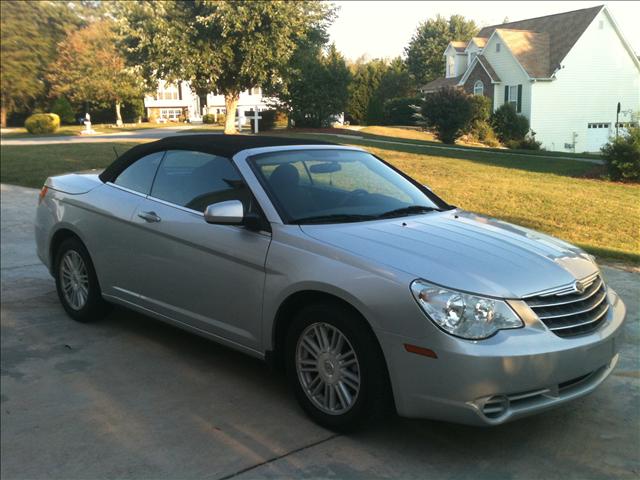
[
  {"xmin": 54, "ymin": 237, "xmax": 110, "ymax": 322},
  {"xmin": 285, "ymin": 302, "xmax": 392, "ymax": 432}
]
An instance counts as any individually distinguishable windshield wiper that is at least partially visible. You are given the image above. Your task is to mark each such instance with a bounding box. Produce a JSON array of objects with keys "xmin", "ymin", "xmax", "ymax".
[
  {"xmin": 292, "ymin": 213, "xmax": 375, "ymax": 225},
  {"xmin": 375, "ymin": 205, "xmax": 439, "ymax": 219}
]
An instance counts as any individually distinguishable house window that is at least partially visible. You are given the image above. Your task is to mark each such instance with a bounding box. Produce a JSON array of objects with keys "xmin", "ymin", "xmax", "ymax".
[
  {"xmin": 473, "ymin": 80, "xmax": 484, "ymax": 96},
  {"xmin": 496, "ymin": 43, "xmax": 501, "ymax": 53},
  {"xmin": 156, "ymin": 83, "xmax": 180, "ymax": 101},
  {"xmin": 446, "ymin": 56, "xmax": 455, "ymax": 76},
  {"xmin": 508, "ymin": 86, "xmax": 518, "ymax": 107},
  {"xmin": 159, "ymin": 108, "xmax": 182, "ymax": 120}
]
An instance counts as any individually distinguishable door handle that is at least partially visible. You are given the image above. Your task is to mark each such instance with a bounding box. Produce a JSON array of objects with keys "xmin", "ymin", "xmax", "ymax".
[{"xmin": 138, "ymin": 211, "xmax": 161, "ymax": 223}]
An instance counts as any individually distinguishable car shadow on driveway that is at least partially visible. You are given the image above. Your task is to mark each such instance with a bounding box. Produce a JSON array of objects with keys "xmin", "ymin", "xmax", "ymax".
[{"xmin": 2, "ymin": 277, "xmax": 638, "ymax": 479}]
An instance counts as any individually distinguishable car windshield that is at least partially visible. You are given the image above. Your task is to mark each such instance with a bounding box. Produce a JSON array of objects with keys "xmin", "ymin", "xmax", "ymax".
[{"xmin": 249, "ymin": 149, "xmax": 447, "ymax": 224}]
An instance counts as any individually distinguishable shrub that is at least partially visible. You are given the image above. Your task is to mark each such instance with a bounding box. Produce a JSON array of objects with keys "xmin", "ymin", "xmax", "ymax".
[
  {"xmin": 51, "ymin": 97, "xmax": 75, "ymax": 124},
  {"xmin": 491, "ymin": 104, "xmax": 529, "ymax": 143},
  {"xmin": 24, "ymin": 113, "xmax": 60, "ymax": 134},
  {"xmin": 274, "ymin": 110, "xmax": 288, "ymax": 128},
  {"xmin": 512, "ymin": 135, "xmax": 542, "ymax": 150},
  {"xmin": 420, "ymin": 87, "xmax": 474, "ymax": 144},
  {"xmin": 600, "ymin": 128, "xmax": 640, "ymax": 181},
  {"xmin": 382, "ymin": 97, "xmax": 422, "ymax": 125},
  {"xmin": 259, "ymin": 110, "xmax": 277, "ymax": 131},
  {"xmin": 468, "ymin": 95, "xmax": 491, "ymax": 125},
  {"xmin": 202, "ymin": 114, "xmax": 216, "ymax": 124},
  {"xmin": 471, "ymin": 120, "xmax": 500, "ymax": 147},
  {"xmin": 216, "ymin": 113, "xmax": 226, "ymax": 126},
  {"xmin": 122, "ymin": 98, "xmax": 145, "ymax": 123}
]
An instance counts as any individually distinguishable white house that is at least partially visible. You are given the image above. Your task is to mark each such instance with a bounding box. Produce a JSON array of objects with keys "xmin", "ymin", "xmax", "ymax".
[
  {"xmin": 144, "ymin": 81, "xmax": 272, "ymax": 125},
  {"xmin": 423, "ymin": 5, "xmax": 640, "ymax": 152}
]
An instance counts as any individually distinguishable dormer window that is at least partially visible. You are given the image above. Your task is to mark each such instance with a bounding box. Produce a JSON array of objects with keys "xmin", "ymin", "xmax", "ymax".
[
  {"xmin": 496, "ymin": 43, "xmax": 501, "ymax": 53},
  {"xmin": 474, "ymin": 80, "xmax": 484, "ymax": 96},
  {"xmin": 446, "ymin": 56, "xmax": 455, "ymax": 77}
]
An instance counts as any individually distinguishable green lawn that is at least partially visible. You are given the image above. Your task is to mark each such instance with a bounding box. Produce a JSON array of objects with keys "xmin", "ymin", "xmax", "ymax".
[
  {"xmin": 353, "ymin": 126, "xmax": 604, "ymax": 160},
  {"xmin": 1, "ymin": 140, "xmax": 637, "ymax": 264}
]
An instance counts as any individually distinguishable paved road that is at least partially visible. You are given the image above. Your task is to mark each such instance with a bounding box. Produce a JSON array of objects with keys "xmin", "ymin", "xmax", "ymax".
[
  {"xmin": 0, "ymin": 126, "xmax": 217, "ymax": 146},
  {"xmin": 1, "ymin": 184, "xmax": 638, "ymax": 479}
]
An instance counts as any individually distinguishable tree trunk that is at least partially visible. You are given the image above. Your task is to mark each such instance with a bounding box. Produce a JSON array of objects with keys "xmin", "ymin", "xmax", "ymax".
[
  {"xmin": 224, "ymin": 93, "xmax": 239, "ymax": 134},
  {"xmin": 115, "ymin": 101, "xmax": 123, "ymax": 126},
  {"xmin": 1, "ymin": 105, "xmax": 6, "ymax": 129}
]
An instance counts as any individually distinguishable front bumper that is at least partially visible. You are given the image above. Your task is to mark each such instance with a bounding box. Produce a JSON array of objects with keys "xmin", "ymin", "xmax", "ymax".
[{"xmin": 380, "ymin": 287, "xmax": 626, "ymax": 425}]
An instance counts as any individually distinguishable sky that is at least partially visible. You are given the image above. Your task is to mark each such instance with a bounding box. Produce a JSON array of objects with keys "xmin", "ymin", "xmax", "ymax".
[{"xmin": 328, "ymin": 1, "xmax": 640, "ymax": 61}]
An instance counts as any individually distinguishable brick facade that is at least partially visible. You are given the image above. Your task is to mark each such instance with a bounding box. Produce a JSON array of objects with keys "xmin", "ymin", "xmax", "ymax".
[{"xmin": 461, "ymin": 62, "xmax": 493, "ymax": 104}]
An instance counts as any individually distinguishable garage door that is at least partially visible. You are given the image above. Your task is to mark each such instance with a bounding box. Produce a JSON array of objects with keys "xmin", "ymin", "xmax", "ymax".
[{"xmin": 586, "ymin": 123, "xmax": 611, "ymax": 152}]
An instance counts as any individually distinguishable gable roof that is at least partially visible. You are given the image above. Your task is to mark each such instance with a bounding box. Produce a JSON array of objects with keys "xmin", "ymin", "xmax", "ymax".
[
  {"xmin": 466, "ymin": 37, "xmax": 488, "ymax": 51},
  {"xmin": 495, "ymin": 29, "xmax": 551, "ymax": 78},
  {"xmin": 450, "ymin": 41, "xmax": 468, "ymax": 52},
  {"xmin": 478, "ymin": 5, "xmax": 603, "ymax": 77},
  {"xmin": 422, "ymin": 75, "xmax": 462, "ymax": 93},
  {"xmin": 459, "ymin": 54, "xmax": 501, "ymax": 85}
]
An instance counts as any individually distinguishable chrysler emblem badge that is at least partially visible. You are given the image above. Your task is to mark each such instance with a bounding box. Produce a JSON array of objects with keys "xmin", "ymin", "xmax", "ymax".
[{"xmin": 574, "ymin": 281, "xmax": 586, "ymax": 294}]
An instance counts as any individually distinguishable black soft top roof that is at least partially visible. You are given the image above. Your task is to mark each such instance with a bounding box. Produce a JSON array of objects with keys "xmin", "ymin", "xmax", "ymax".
[{"xmin": 99, "ymin": 134, "xmax": 335, "ymax": 183}]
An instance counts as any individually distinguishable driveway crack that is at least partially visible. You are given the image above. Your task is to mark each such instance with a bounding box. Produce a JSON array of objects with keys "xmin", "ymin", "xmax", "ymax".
[{"xmin": 216, "ymin": 433, "xmax": 339, "ymax": 480}]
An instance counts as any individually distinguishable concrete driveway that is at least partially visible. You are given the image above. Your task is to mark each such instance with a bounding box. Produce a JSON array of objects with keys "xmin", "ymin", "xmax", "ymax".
[{"xmin": 1, "ymin": 183, "xmax": 638, "ymax": 479}]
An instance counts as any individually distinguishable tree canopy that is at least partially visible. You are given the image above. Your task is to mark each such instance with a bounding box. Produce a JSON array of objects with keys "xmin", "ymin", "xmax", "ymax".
[
  {"xmin": 47, "ymin": 20, "xmax": 145, "ymax": 125},
  {"xmin": 404, "ymin": 14, "xmax": 478, "ymax": 85},
  {"xmin": 277, "ymin": 44, "xmax": 350, "ymax": 128},
  {"xmin": 0, "ymin": 0, "xmax": 87, "ymax": 126},
  {"xmin": 116, "ymin": 0, "xmax": 336, "ymax": 133}
]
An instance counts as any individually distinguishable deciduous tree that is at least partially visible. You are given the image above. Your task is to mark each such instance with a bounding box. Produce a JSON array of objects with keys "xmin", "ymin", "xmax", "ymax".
[
  {"xmin": 277, "ymin": 44, "xmax": 350, "ymax": 128},
  {"xmin": 47, "ymin": 20, "xmax": 144, "ymax": 125},
  {"xmin": 115, "ymin": 1, "xmax": 335, "ymax": 134},
  {"xmin": 0, "ymin": 0, "xmax": 86, "ymax": 126},
  {"xmin": 405, "ymin": 14, "xmax": 478, "ymax": 85}
]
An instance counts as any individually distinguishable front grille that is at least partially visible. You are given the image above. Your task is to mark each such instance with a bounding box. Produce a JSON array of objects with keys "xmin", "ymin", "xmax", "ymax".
[{"xmin": 524, "ymin": 273, "xmax": 609, "ymax": 338}]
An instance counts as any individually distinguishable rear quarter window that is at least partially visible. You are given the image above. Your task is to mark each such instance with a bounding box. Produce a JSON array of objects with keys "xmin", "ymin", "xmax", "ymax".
[{"xmin": 113, "ymin": 151, "xmax": 164, "ymax": 194}]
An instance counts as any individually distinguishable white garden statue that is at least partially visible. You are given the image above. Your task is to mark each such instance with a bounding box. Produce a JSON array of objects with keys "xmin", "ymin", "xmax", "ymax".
[{"xmin": 81, "ymin": 112, "xmax": 96, "ymax": 135}]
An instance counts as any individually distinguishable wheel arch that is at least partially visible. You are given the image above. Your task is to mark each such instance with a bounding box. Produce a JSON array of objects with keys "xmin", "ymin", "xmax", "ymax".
[{"xmin": 268, "ymin": 289, "xmax": 382, "ymax": 372}]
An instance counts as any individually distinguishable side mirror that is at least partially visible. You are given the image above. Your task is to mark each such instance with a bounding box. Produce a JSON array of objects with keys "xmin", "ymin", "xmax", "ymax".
[
  {"xmin": 204, "ymin": 200, "xmax": 244, "ymax": 225},
  {"xmin": 203, "ymin": 200, "xmax": 266, "ymax": 231}
]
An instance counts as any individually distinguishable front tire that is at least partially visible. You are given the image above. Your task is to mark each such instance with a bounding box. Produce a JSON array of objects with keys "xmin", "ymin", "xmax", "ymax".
[
  {"xmin": 54, "ymin": 237, "xmax": 110, "ymax": 322},
  {"xmin": 285, "ymin": 302, "xmax": 391, "ymax": 432}
]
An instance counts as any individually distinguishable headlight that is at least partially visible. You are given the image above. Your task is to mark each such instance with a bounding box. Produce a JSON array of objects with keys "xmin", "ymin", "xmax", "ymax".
[{"xmin": 410, "ymin": 280, "xmax": 523, "ymax": 339}]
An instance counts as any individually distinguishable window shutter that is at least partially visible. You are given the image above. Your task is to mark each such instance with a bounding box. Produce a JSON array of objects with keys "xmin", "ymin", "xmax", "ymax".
[
  {"xmin": 517, "ymin": 85, "xmax": 522, "ymax": 113},
  {"xmin": 178, "ymin": 84, "xmax": 183, "ymax": 101},
  {"xmin": 504, "ymin": 86, "xmax": 509, "ymax": 104}
]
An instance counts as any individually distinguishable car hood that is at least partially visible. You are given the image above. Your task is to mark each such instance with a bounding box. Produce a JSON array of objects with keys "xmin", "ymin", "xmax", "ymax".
[{"xmin": 300, "ymin": 210, "xmax": 598, "ymax": 299}]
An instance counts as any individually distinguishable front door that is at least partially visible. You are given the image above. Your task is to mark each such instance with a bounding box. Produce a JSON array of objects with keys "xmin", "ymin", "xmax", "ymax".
[{"xmin": 131, "ymin": 150, "xmax": 271, "ymax": 351}]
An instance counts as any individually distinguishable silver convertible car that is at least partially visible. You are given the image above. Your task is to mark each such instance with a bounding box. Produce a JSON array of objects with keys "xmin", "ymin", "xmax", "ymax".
[{"xmin": 35, "ymin": 135, "xmax": 626, "ymax": 431}]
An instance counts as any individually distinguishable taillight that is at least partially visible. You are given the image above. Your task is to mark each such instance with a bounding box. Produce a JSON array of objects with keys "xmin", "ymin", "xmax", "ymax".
[{"xmin": 38, "ymin": 185, "xmax": 48, "ymax": 204}]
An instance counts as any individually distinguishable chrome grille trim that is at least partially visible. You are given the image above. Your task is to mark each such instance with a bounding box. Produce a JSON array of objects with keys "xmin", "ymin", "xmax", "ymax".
[
  {"xmin": 525, "ymin": 271, "xmax": 600, "ymax": 298},
  {"xmin": 526, "ymin": 277, "xmax": 603, "ymax": 308},
  {"xmin": 524, "ymin": 274, "xmax": 609, "ymax": 338},
  {"xmin": 536, "ymin": 288, "xmax": 608, "ymax": 320},
  {"xmin": 549, "ymin": 304, "xmax": 610, "ymax": 332}
]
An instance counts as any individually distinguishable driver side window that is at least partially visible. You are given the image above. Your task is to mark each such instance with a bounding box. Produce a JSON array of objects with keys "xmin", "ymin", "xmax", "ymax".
[{"xmin": 149, "ymin": 150, "xmax": 250, "ymax": 213}]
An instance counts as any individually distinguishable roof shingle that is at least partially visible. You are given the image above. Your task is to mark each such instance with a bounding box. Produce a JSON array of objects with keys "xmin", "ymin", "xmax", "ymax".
[{"xmin": 478, "ymin": 5, "xmax": 603, "ymax": 77}]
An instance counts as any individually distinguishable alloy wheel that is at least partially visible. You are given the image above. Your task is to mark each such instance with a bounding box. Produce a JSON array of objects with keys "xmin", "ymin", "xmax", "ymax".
[
  {"xmin": 296, "ymin": 322, "xmax": 361, "ymax": 415},
  {"xmin": 59, "ymin": 250, "xmax": 89, "ymax": 310}
]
